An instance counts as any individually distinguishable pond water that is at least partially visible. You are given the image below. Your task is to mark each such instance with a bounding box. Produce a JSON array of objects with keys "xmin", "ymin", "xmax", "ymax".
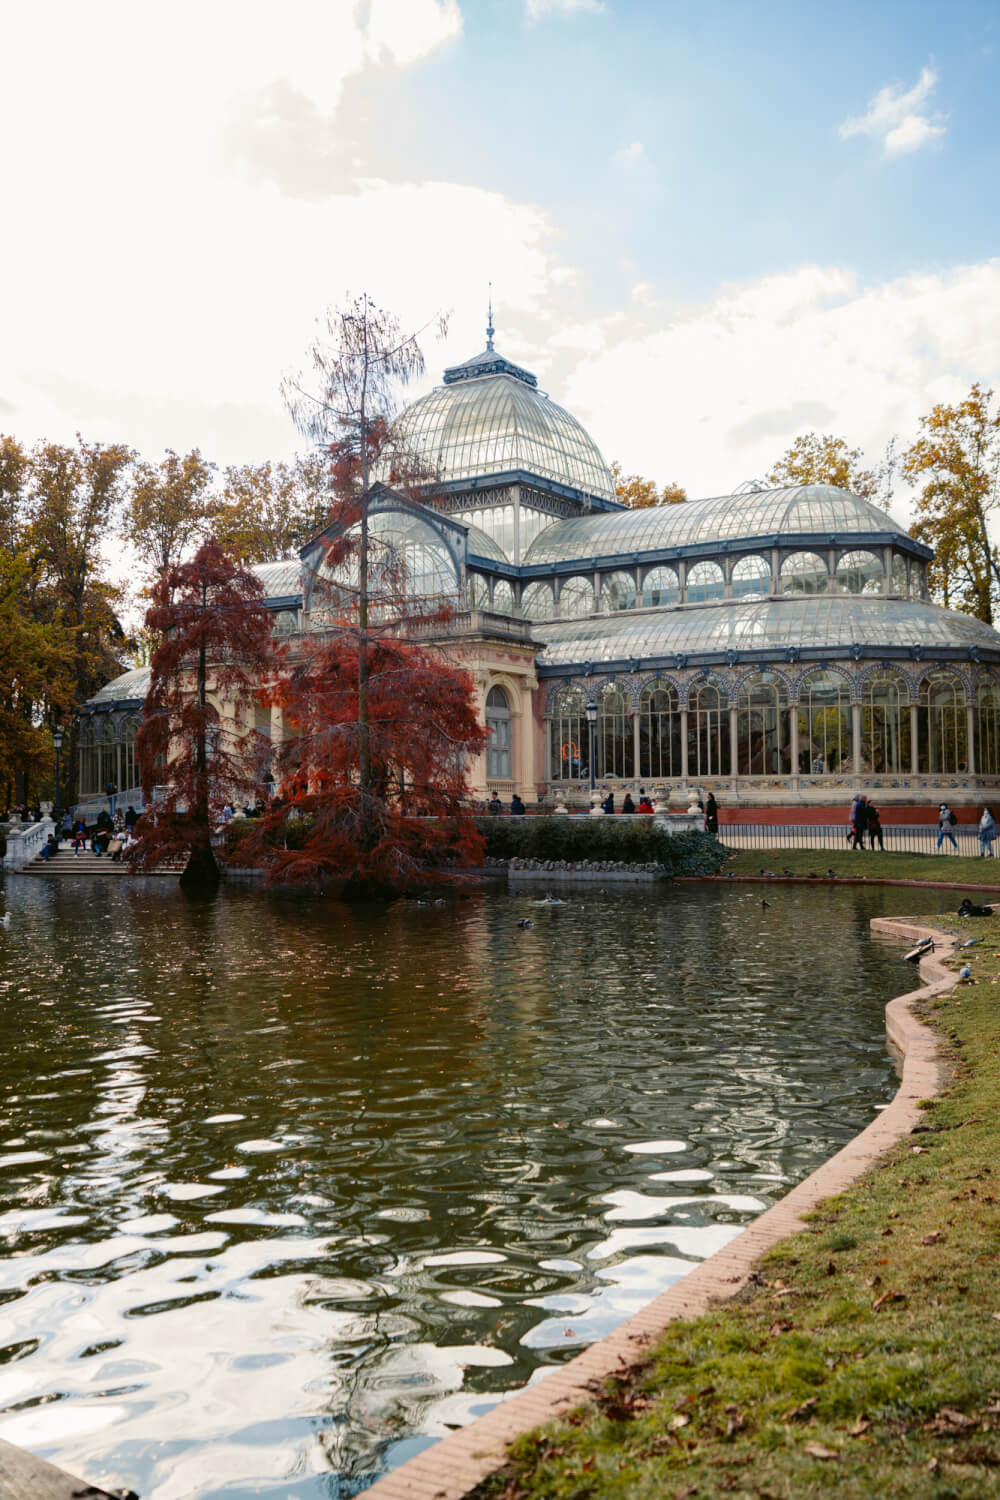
[{"xmin": 0, "ymin": 875, "xmax": 952, "ymax": 1498}]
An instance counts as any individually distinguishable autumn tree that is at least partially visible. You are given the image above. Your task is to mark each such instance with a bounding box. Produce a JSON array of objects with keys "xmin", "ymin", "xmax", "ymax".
[
  {"xmin": 210, "ymin": 453, "xmax": 331, "ymax": 563},
  {"xmin": 764, "ymin": 432, "xmax": 897, "ymax": 505},
  {"xmin": 610, "ymin": 460, "xmax": 687, "ymax": 508},
  {"xmin": 904, "ymin": 384, "xmax": 1000, "ymax": 622},
  {"xmin": 133, "ymin": 540, "xmax": 275, "ymax": 890},
  {"xmin": 126, "ymin": 448, "xmax": 216, "ymax": 578}
]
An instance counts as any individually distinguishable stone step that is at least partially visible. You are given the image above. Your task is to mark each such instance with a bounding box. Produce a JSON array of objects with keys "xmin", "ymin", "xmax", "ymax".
[{"xmin": 22, "ymin": 847, "xmax": 180, "ymax": 878}]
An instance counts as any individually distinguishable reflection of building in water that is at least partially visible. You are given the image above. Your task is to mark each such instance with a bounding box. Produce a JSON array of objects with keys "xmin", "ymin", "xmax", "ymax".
[{"xmin": 80, "ymin": 325, "xmax": 1000, "ymax": 813}]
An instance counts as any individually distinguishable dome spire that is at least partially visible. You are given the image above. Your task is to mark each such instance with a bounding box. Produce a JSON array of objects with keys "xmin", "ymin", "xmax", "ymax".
[{"xmin": 486, "ymin": 284, "xmax": 495, "ymax": 352}]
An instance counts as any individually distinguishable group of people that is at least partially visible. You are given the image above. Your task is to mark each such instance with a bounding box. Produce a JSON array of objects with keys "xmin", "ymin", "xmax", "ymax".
[
  {"xmin": 599, "ymin": 790, "xmax": 656, "ymax": 815},
  {"xmin": 847, "ymin": 795, "xmax": 885, "ymax": 850},
  {"xmin": 487, "ymin": 793, "xmax": 526, "ymax": 815},
  {"xmin": 41, "ymin": 805, "xmax": 140, "ymax": 861}
]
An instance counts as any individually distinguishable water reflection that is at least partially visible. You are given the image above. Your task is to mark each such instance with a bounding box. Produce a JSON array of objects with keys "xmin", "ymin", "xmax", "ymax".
[{"xmin": 0, "ymin": 877, "xmax": 950, "ymax": 1497}]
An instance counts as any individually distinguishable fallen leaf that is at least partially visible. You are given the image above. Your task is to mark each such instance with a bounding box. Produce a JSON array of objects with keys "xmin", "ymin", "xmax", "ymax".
[
  {"xmin": 670, "ymin": 1413, "xmax": 690, "ymax": 1429},
  {"xmin": 581, "ymin": 1455, "xmax": 595, "ymax": 1472},
  {"xmin": 866, "ymin": 1274, "xmax": 882, "ymax": 1288},
  {"xmin": 803, "ymin": 1441, "xmax": 840, "ymax": 1460},
  {"xmin": 847, "ymin": 1414, "xmax": 873, "ymax": 1436},
  {"xmin": 783, "ymin": 1397, "xmax": 818, "ymax": 1423},
  {"xmin": 873, "ymin": 1290, "xmax": 906, "ymax": 1311},
  {"xmin": 926, "ymin": 1406, "xmax": 977, "ymax": 1435},
  {"xmin": 769, "ymin": 1319, "xmax": 794, "ymax": 1336},
  {"xmin": 922, "ymin": 1231, "xmax": 945, "ymax": 1245},
  {"xmin": 825, "ymin": 1260, "xmax": 837, "ymax": 1276}
]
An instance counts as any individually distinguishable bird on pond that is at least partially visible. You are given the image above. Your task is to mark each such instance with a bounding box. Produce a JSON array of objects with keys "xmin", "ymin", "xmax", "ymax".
[
  {"xmin": 518, "ymin": 918, "xmax": 534, "ymax": 930},
  {"xmin": 761, "ymin": 898, "xmax": 771, "ymax": 909},
  {"xmin": 827, "ymin": 869, "xmax": 838, "ymax": 879},
  {"xmin": 760, "ymin": 868, "xmax": 776, "ymax": 877},
  {"xmin": 535, "ymin": 894, "xmax": 566, "ymax": 905},
  {"xmin": 783, "ymin": 867, "xmax": 795, "ymax": 877},
  {"xmin": 1, "ymin": 912, "xmax": 10, "ymax": 928}
]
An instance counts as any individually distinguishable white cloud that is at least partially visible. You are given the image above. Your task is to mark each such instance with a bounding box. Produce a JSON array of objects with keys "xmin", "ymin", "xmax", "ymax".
[
  {"xmin": 614, "ymin": 141, "xmax": 645, "ymax": 167},
  {"xmin": 553, "ymin": 260, "xmax": 1000, "ymax": 516},
  {"xmin": 839, "ymin": 65, "xmax": 946, "ymax": 157},
  {"xmin": 363, "ymin": 0, "xmax": 462, "ymax": 67},
  {"xmin": 525, "ymin": 0, "xmax": 604, "ymax": 21}
]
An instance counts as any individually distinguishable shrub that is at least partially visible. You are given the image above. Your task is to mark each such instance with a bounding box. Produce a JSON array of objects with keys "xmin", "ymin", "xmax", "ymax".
[{"xmin": 475, "ymin": 816, "xmax": 728, "ymax": 876}]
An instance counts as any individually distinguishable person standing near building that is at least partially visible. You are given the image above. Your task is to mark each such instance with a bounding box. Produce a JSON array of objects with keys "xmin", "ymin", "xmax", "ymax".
[
  {"xmin": 979, "ymin": 806, "xmax": 996, "ymax": 857},
  {"xmin": 704, "ymin": 793, "xmax": 719, "ymax": 837},
  {"xmin": 937, "ymin": 803, "xmax": 959, "ymax": 852},
  {"xmin": 867, "ymin": 802, "xmax": 884, "ymax": 852},
  {"xmin": 851, "ymin": 795, "xmax": 868, "ymax": 850}
]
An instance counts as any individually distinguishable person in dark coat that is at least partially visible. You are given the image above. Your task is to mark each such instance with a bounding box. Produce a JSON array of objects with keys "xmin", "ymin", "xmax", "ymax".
[
  {"xmin": 510, "ymin": 794, "xmax": 526, "ymax": 815},
  {"xmin": 705, "ymin": 793, "xmax": 719, "ymax": 836},
  {"xmin": 851, "ymin": 795, "xmax": 868, "ymax": 850},
  {"xmin": 867, "ymin": 802, "xmax": 884, "ymax": 851},
  {"xmin": 621, "ymin": 793, "xmax": 636, "ymax": 815}
]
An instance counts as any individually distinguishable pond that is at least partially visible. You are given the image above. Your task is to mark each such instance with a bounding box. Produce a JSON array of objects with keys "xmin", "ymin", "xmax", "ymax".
[{"xmin": 0, "ymin": 876, "xmax": 951, "ymax": 1498}]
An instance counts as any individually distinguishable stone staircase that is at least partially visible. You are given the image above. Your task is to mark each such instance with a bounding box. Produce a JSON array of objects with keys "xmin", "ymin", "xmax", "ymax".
[{"xmin": 20, "ymin": 842, "xmax": 179, "ymax": 878}]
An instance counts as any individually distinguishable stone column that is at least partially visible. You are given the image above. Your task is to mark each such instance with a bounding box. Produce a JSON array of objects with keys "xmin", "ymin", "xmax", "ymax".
[
  {"xmin": 910, "ymin": 703, "xmax": 920, "ymax": 777},
  {"xmin": 852, "ymin": 702, "xmax": 862, "ymax": 778},
  {"xmin": 632, "ymin": 712, "xmax": 641, "ymax": 784},
  {"xmin": 680, "ymin": 707, "xmax": 689, "ymax": 782},
  {"xmin": 967, "ymin": 702, "xmax": 977, "ymax": 776}
]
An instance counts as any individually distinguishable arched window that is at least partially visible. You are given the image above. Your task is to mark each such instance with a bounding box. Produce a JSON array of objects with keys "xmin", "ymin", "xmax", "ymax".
[
  {"xmin": 731, "ymin": 555, "xmax": 772, "ymax": 599},
  {"xmin": 99, "ymin": 718, "xmax": 118, "ymax": 793},
  {"xmin": 640, "ymin": 566, "xmax": 679, "ymax": 608},
  {"xmin": 639, "ymin": 680, "xmax": 680, "ymax": 779},
  {"xmin": 836, "ymin": 550, "xmax": 884, "ymax": 595},
  {"xmin": 492, "ymin": 579, "xmax": 515, "ymax": 616},
  {"xmin": 600, "ymin": 571, "xmax": 636, "ymax": 613},
  {"xmin": 551, "ymin": 686, "xmax": 588, "ymax": 781},
  {"xmin": 798, "ymin": 671, "xmax": 851, "ymax": 775},
  {"xmin": 919, "ymin": 671, "xmax": 967, "ymax": 773},
  {"xmin": 486, "ymin": 685, "xmax": 512, "ymax": 781},
  {"xmin": 686, "ymin": 559, "xmax": 725, "ymax": 603},
  {"xmin": 736, "ymin": 673, "xmax": 790, "ymax": 775},
  {"xmin": 467, "ymin": 572, "xmax": 491, "ymax": 610},
  {"xmin": 977, "ymin": 676, "xmax": 1000, "ymax": 777},
  {"xmin": 557, "ymin": 576, "xmax": 595, "ymax": 619},
  {"xmin": 891, "ymin": 555, "xmax": 908, "ymax": 596},
  {"xmin": 120, "ymin": 716, "xmax": 141, "ymax": 793},
  {"xmin": 781, "ymin": 551, "xmax": 828, "ymax": 595},
  {"xmin": 689, "ymin": 681, "xmax": 730, "ymax": 777},
  {"xmin": 862, "ymin": 672, "xmax": 911, "ymax": 774},
  {"xmin": 520, "ymin": 582, "xmax": 554, "ymax": 620},
  {"xmin": 596, "ymin": 683, "xmax": 633, "ymax": 779},
  {"xmin": 77, "ymin": 718, "xmax": 99, "ymax": 796}
]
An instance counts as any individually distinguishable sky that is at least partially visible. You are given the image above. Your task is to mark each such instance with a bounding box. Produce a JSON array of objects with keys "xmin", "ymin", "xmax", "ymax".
[{"xmin": 2, "ymin": 0, "xmax": 998, "ymax": 520}]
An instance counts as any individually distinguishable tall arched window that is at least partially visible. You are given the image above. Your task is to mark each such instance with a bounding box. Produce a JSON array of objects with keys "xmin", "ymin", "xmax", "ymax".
[
  {"xmin": 486, "ymin": 686, "xmax": 512, "ymax": 781},
  {"xmin": 919, "ymin": 671, "xmax": 967, "ymax": 773},
  {"xmin": 862, "ymin": 672, "xmax": 911, "ymax": 774},
  {"xmin": 836, "ymin": 550, "xmax": 884, "ymax": 595},
  {"xmin": 99, "ymin": 718, "xmax": 118, "ymax": 792},
  {"xmin": 686, "ymin": 560, "xmax": 725, "ymax": 603},
  {"xmin": 781, "ymin": 552, "xmax": 828, "ymax": 594},
  {"xmin": 492, "ymin": 579, "xmax": 515, "ymax": 615},
  {"xmin": 77, "ymin": 718, "xmax": 99, "ymax": 796},
  {"xmin": 977, "ymin": 676, "xmax": 1000, "ymax": 777},
  {"xmin": 600, "ymin": 571, "xmax": 636, "ymax": 613},
  {"xmin": 551, "ymin": 686, "xmax": 587, "ymax": 781},
  {"xmin": 557, "ymin": 576, "xmax": 595, "ymax": 619},
  {"xmin": 596, "ymin": 683, "xmax": 633, "ymax": 779},
  {"xmin": 736, "ymin": 673, "xmax": 790, "ymax": 775},
  {"xmin": 640, "ymin": 566, "xmax": 679, "ymax": 607},
  {"xmin": 798, "ymin": 671, "xmax": 851, "ymax": 774},
  {"xmin": 731, "ymin": 555, "xmax": 772, "ymax": 599},
  {"xmin": 120, "ymin": 716, "xmax": 141, "ymax": 793},
  {"xmin": 467, "ymin": 573, "xmax": 490, "ymax": 610},
  {"xmin": 689, "ymin": 681, "xmax": 730, "ymax": 777},
  {"xmin": 639, "ymin": 681, "xmax": 680, "ymax": 779},
  {"xmin": 520, "ymin": 582, "xmax": 554, "ymax": 620}
]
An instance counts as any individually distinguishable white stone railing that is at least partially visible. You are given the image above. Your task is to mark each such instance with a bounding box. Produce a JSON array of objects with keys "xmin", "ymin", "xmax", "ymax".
[{"xmin": 3, "ymin": 819, "xmax": 55, "ymax": 870}]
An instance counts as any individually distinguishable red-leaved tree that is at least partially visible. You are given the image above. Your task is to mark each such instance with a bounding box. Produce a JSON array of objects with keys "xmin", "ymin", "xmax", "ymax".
[{"xmin": 132, "ymin": 540, "xmax": 276, "ymax": 890}]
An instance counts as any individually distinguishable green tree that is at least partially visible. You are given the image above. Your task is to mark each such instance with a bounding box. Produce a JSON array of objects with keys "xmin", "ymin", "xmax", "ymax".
[
  {"xmin": 610, "ymin": 461, "xmax": 687, "ymax": 508},
  {"xmin": 904, "ymin": 384, "xmax": 1000, "ymax": 622},
  {"xmin": 127, "ymin": 448, "xmax": 216, "ymax": 578},
  {"xmin": 211, "ymin": 453, "xmax": 330, "ymax": 563}
]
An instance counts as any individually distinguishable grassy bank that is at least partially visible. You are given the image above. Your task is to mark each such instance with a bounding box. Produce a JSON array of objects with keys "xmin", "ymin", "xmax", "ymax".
[
  {"xmin": 722, "ymin": 847, "xmax": 1000, "ymax": 887},
  {"xmin": 475, "ymin": 913, "xmax": 1000, "ymax": 1499}
]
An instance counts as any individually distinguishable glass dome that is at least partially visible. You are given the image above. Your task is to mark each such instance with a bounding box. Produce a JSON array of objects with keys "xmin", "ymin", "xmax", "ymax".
[
  {"xmin": 524, "ymin": 485, "xmax": 907, "ymax": 564},
  {"xmin": 535, "ymin": 596, "xmax": 1000, "ymax": 667},
  {"xmin": 380, "ymin": 345, "xmax": 615, "ymax": 503}
]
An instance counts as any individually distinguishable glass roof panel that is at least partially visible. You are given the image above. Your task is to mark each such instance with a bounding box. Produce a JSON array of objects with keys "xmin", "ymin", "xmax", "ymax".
[
  {"xmin": 523, "ymin": 485, "xmax": 907, "ymax": 564},
  {"xmin": 534, "ymin": 597, "xmax": 1000, "ymax": 666},
  {"xmin": 252, "ymin": 560, "xmax": 303, "ymax": 598}
]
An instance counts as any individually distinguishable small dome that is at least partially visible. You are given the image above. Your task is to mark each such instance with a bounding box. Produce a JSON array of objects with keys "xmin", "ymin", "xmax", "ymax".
[
  {"xmin": 84, "ymin": 666, "xmax": 151, "ymax": 708},
  {"xmin": 381, "ymin": 346, "xmax": 615, "ymax": 503}
]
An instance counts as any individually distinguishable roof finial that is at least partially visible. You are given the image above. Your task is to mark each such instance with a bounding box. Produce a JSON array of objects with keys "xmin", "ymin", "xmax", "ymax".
[{"xmin": 486, "ymin": 283, "xmax": 495, "ymax": 352}]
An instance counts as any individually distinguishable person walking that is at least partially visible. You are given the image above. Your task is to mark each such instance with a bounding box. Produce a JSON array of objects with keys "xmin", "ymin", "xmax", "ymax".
[
  {"xmin": 510, "ymin": 793, "xmax": 526, "ymax": 815},
  {"xmin": 937, "ymin": 803, "xmax": 959, "ymax": 852},
  {"xmin": 979, "ymin": 806, "xmax": 996, "ymax": 857},
  {"xmin": 867, "ymin": 802, "xmax": 884, "ymax": 851},
  {"xmin": 851, "ymin": 795, "xmax": 868, "ymax": 850},
  {"xmin": 704, "ymin": 792, "xmax": 719, "ymax": 837}
]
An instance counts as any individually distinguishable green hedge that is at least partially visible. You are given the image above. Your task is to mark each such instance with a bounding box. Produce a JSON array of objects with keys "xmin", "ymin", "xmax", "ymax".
[{"xmin": 475, "ymin": 816, "xmax": 728, "ymax": 876}]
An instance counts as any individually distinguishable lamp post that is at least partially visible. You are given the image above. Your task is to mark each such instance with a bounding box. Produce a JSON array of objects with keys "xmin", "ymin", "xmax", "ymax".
[
  {"xmin": 585, "ymin": 700, "xmax": 598, "ymax": 797},
  {"xmin": 52, "ymin": 726, "xmax": 64, "ymax": 824}
]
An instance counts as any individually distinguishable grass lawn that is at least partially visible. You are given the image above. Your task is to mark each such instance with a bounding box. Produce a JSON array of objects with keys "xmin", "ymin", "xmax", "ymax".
[
  {"xmin": 722, "ymin": 847, "xmax": 1000, "ymax": 888},
  {"xmin": 473, "ymin": 912, "xmax": 1000, "ymax": 1499}
]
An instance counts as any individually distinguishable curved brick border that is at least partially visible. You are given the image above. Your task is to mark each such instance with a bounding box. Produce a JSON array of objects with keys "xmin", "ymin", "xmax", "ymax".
[{"xmin": 366, "ymin": 919, "xmax": 957, "ymax": 1500}]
